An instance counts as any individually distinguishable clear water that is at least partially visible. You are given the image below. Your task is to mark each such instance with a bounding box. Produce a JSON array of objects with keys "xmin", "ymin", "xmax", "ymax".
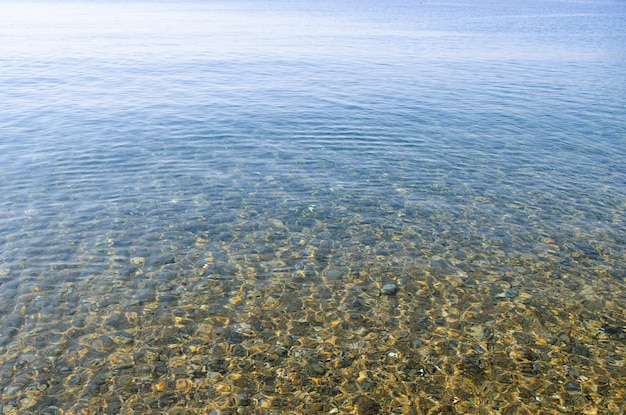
[{"xmin": 1, "ymin": 1, "xmax": 625, "ymax": 414}]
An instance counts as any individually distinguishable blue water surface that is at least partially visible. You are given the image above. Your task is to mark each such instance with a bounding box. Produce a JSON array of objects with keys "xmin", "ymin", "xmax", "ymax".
[{"xmin": 0, "ymin": 0, "xmax": 625, "ymax": 412}]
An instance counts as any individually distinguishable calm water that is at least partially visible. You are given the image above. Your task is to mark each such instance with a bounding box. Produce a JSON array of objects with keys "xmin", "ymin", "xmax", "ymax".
[{"xmin": 1, "ymin": 1, "xmax": 625, "ymax": 414}]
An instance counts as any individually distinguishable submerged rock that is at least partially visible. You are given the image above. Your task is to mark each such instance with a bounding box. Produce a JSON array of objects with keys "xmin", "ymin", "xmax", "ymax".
[
  {"xmin": 495, "ymin": 289, "xmax": 518, "ymax": 299},
  {"xmin": 381, "ymin": 282, "xmax": 399, "ymax": 296}
]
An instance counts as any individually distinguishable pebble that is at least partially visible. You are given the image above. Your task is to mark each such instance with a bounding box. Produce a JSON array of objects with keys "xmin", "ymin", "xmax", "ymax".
[
  {"xmin": 327, "ymin": 269, "xmax": 343, "ymax": 279},
  {"xmin": 117, "ymin": 374, "xmax": 134, "ymax": 387},
  {"xmin": 381, "ymin": 283, "xmax": 399, "ymax": 296},
  {"xmin": 495, "ymin": 289, "xmax": 518, "ymax": 299},
  {"xmin": 234, "ymin": 394, "xmax": 250, "ymax": 406},
  {"xmin": 309, "ymin": 362, "xmax": 327, "ymax": 376}
]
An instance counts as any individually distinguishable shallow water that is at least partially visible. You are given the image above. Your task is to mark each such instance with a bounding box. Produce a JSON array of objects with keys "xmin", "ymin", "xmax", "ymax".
[{"xmin": 1, "ymin": 0, "xmax": 625, "ymax": 414}]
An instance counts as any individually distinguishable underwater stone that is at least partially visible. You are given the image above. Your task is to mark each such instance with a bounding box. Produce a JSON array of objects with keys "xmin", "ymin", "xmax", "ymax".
[
  {"xmin": 117, "ymin": 374, "xmax": 134, "ymax": 387},
  {"xmin": 309, "ymin": 362, "xmax": 327, "ymax": 376},
  {"xmin": 381, "ymin": 283, "xmax": 399, "ymax": 296},
  {"xmin": 355, "ymin": 395, "xmax": 381, "ymax": 414},
  {"xmin": 495, "ymin": 289, "xmax": 518, "ymax": 299}
]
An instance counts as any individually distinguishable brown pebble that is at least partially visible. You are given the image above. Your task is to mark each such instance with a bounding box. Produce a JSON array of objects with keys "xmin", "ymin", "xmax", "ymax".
[{"xmin": 355, "ymin": 395, "xmax": 381, "ymax": 415}]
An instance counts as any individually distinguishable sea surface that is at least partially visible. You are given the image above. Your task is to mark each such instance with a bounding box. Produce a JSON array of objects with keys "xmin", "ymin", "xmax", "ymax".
[{"xmin": 1, "ymin": 0, "xmax": 625, "ymax": 414}]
